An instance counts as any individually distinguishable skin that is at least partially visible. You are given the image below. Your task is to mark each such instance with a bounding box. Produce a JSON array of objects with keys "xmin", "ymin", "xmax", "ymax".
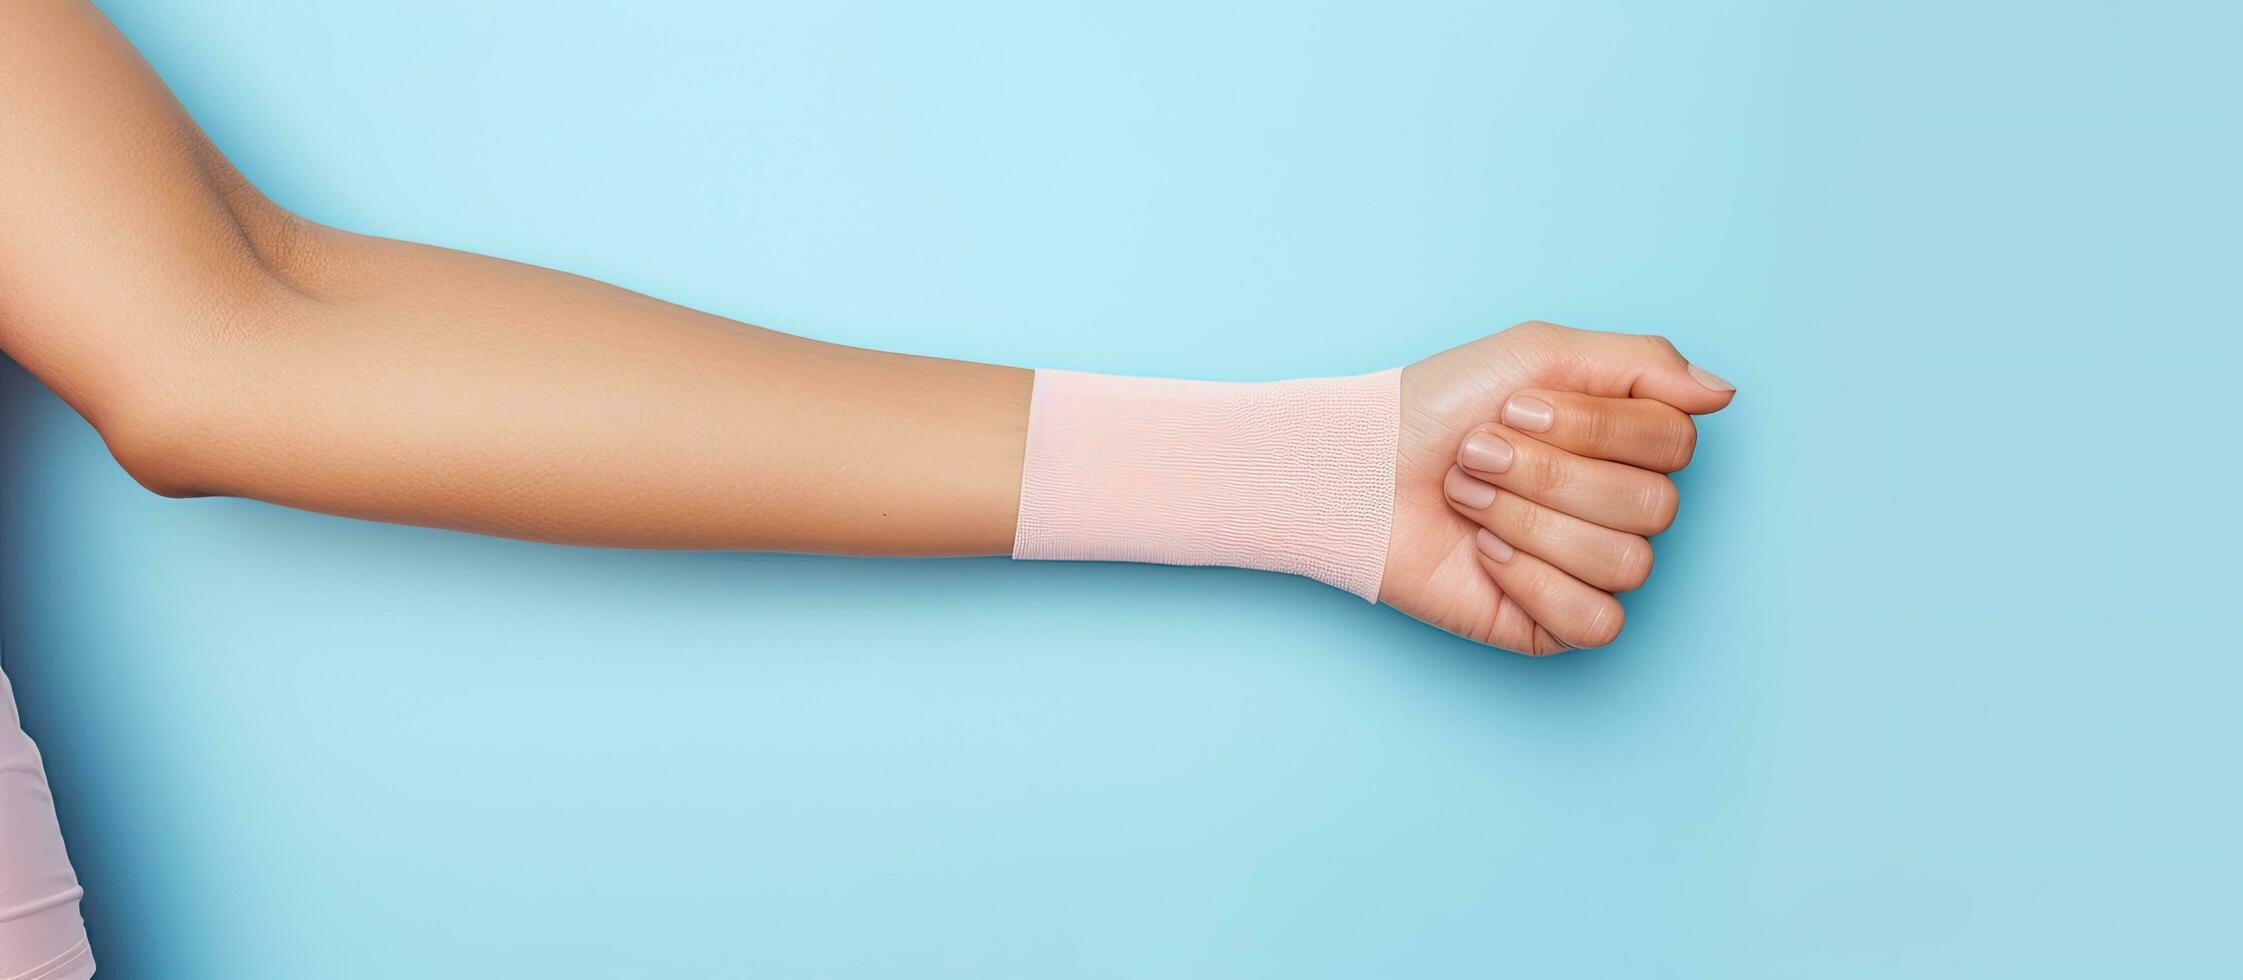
[
  {"xmin": 0, "ymin": 0, "xmax": 1732, "ymax": 656},
  {"xmin": 1388, "ymin": 330, "xmax": 1731, "ymax": 653}
]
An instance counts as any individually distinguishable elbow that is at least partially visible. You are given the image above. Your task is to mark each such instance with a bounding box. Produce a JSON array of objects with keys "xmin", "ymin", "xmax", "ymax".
[
  {"xmin": 92, "ymin": 216, "xmax": 341, "ymax": 500},
  {"xmin": 16, "ymin": 175, "xmax": 340, "ymax": 499},
  {"xmin": 92, "ymin": 273, "xmax": 339, "ymax": 501},
  {"xmin": 11, "ymin": 320, "xmax": 238, "ymax": 499},
  {"xmin": 94, "ymin": 376, "xmax": 225, "ymax": 499},
  {"xmin": 88, "ymin": 286, "xmax": 312, "ymax": 501}
]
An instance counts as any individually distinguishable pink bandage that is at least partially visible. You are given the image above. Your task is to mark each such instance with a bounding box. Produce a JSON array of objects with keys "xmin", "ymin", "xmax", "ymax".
[{"xmin": 1012, "ymin": 368, "xmax": 1402, "ymax": 601}]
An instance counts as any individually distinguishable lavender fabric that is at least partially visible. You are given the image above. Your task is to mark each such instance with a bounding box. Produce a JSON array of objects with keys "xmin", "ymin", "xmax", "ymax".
[{"xmin": 0, "ymin": 666, "xmax": 93, "ymax": 980}]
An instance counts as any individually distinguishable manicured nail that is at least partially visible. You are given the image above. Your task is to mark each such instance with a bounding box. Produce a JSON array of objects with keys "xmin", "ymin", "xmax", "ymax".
[
  {"xmin": 1444, "ymin": 469, "xmax": 1498, "ymax": 510},
  {"xmin": 1460, "ymin": 432, "xmax": 1514, "ymax": 473},
  {"xmin": 1475, "ymin": 528, "xmax": 1515, "ymax": 562},
  {"xmin": 1687, "ymin": 363, "xmax": 1735, "ymax": 392},
  {"xmin": 1502, "ymin": 395, "xmax": 1555, "ymax": 432}
]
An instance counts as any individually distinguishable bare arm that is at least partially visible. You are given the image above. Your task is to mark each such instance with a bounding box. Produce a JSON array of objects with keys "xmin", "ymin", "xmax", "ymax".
[
  {"xmin": 0, "ymin": 0, "xmax": 1030, "ymax": 556},
  {"xmin": 0, "ymin": 0, "xmax": 1733, "ymax": 653}
]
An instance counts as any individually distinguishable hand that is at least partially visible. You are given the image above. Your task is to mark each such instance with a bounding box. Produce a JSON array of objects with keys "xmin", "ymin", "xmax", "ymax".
[{"xmin": 1380, "ymin": 322, "xmax": 1735, "ymax": 654}]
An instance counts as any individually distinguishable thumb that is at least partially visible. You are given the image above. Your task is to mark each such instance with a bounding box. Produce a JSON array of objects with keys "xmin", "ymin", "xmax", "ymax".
[{"xmin": 1517, "ymin": 322, "xmax": 1737, "ymax": 415}]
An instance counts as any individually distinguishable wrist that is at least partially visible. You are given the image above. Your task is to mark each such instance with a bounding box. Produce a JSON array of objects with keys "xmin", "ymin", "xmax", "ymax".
[{"xmin": 1011, "ymin": 368, "xmax": 1401, "ymax": 600}]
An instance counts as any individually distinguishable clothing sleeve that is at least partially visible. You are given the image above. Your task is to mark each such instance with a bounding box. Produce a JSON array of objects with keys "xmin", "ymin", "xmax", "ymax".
[{"xmin": 0, "ymin": 664, "xmax": 94, "ymax": 980}]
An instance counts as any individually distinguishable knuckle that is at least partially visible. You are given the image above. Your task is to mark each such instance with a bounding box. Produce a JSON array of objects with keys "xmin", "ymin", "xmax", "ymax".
[
  {"xmin": 1664, "ymin": 420, "xmax": 1700, "ymax": 470},
  {"xmin": 1580, "ymin": 403, "xmax": 1624, "ymax": 455},
  {"xmin": 1612, "ymin": 538, "xmax": 1655, "ymax": 592},
  {"xmin": 1510, "ymin": 321, "xmax": 1578, "ymax": 348},
  {"xmin": 1639, "ymin": 333, "xmax": 1683, "ymax": 358},
  {"xmin": 1527, "ymin": 450, "xmax": 1570, "ymax": 497},
  {"xmin": 1639, "ymin": 477, "xmax": 1681, "ymax": 534},
  {"xmin": 1576, "ymin": 597, "xmax": 1627, "ymax": 649},
  {"xmin": 1506, "ymin": 495, "xmax": 1544, "ymax": 541}
]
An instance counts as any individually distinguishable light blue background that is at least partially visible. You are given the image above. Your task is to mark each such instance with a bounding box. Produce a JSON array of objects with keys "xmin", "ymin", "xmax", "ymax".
[{"xmin": 4, "ymin": 1, "xmax": 2236, "ymax": 976}]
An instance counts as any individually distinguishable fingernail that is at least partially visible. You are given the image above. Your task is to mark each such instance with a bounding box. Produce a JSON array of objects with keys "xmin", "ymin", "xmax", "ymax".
[
  {"xmin": 1502, "ymin": 395, "xmax": 1555, "ymax": 432},
  {"xmin": 1687, "ymin": 363, "xmax": 1735, "ymax": 392},
  {"xmin": 1460, "ymin": 432, "xmax": 1514, "ymax": 473},
  {"xmin": 1444, "ymin": 469, "xmax": 1498, "ymax": 510},
  {"xmin": 1475, "ymin": 528, "xmax": 1515, "ymax": 562}
]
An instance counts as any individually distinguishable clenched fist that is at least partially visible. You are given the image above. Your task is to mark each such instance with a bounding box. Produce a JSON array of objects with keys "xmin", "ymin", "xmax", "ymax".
[{"xmin": 1382, "ymin": 322, "xmax": 1736, "ymax": 654}]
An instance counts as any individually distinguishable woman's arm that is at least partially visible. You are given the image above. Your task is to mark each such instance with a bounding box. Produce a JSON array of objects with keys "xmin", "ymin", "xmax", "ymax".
[
  {"xmin": 0, "ymin": 5, "xmax": 1731, "ymax": 975},
  {"xmin": 1, "ymin": 0, "xmax": 1028, "ymax": 556},
  {"xmin": 1, "ymin": 0, "xmax": 1733, "ymax": 650}
]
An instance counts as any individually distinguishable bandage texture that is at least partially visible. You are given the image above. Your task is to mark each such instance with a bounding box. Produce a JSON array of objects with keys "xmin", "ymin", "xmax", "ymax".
[{"xmin": 1012, "ymin": 368, "xmax": 1401, "ymax": 601}]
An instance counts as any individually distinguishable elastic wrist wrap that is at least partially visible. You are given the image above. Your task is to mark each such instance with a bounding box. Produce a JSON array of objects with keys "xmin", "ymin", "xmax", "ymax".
[{"xmin": 1011, "ymin": 368, "xmax": 1401, "ymax": 601}]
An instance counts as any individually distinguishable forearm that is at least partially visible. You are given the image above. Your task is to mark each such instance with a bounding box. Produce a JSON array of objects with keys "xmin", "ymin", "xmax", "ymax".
[
  {"xmin": 155, "ymin": 229, "xmax": 1031, "ymax": 555},
  {"xmin": 1, "ymin": 0, "xmax": 1028, "ymax": 557}
]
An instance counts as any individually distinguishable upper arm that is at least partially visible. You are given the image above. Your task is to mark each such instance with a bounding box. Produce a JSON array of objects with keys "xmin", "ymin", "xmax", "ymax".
[{"xmin": 0, "ymin": 0, "xmax": 297, "ymax": 428}]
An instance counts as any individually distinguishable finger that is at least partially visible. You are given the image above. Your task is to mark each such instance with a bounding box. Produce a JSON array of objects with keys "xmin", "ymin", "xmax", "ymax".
[
  {"xmin": 1508, "ymin": 321, "xmax": 1736, "ymax": 415},
  {"xmin": 1472, "ymin": 527, "xmax": 1627, "ymax": 649},
  {"xmin": 1455, "ymin": 424, "xmax": 1680, "ymax": 535},
  {"xmin": 1443, "ymin": 469, "xmax": 1654, "ymax": 592},
  {"xmin": 1482, "ymin": 593, "xmax": 1576, "ymax": 658},
  {"xmin": 1498, "ymin": 388, "xmax": 1698, "ymax": 472}
]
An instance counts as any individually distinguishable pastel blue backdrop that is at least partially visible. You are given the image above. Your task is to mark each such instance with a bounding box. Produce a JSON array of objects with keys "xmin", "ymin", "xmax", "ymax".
[{"xmin": 3, "ymin": 1, "xmax": 2235, "ymax": 976}]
